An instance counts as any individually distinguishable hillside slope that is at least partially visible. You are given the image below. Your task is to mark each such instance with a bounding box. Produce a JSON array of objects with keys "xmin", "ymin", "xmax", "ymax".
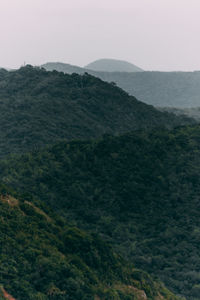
[
  {"xmin": 97, "ymin": 71, "xmax": 200, "ymax": 107},
  {"xmin": 0, "ymin": 66, "xmax": 192, "ymax": 157},
  {"xmin": 0, "ymin": 184, "xmax": 179, "ymax": 300},
  {"xmin": 3, "ymin": 126, "xmax": 200, "ymax": 298}
]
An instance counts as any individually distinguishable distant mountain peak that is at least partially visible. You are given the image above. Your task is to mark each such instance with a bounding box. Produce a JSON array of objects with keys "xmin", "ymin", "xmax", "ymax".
[{"xmin": 85, "ymin": 58, "xmax": 143, "ymax": 72}]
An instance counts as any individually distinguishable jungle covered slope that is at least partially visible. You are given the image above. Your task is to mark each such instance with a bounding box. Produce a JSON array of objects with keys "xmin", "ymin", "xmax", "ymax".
[
  {"xmin": 3, "ymin": 126, "xmax": 200, "ymax": 299},
  {"xmin": 0, "ymin": 184, "xmax": 179, "ymax": 300},
  {"xmin": 0, "ymin": 66, "xmax": 192, "ymax": 158}
]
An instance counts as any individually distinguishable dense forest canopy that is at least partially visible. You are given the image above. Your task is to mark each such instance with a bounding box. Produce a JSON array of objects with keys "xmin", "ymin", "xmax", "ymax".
[{"xmin": 2, "ymin": 125, "xmax": 200, "ymax": 298}]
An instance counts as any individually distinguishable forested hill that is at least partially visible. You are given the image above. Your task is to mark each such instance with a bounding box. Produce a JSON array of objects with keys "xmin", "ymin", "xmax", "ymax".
[
  {"xmin": 43, "ymin": 62, "xmax": 200, "ymax": 108},
  {"xmin": 0, "ymin": 66, "xmax": 193, "ymax": 157},
  {"xmin": 0, "ymin": 183, "xmax": 180, "ymax": 300},
  {"xmin": 3, "ymin": 125, "xmax": 200, "ymax": 298}
]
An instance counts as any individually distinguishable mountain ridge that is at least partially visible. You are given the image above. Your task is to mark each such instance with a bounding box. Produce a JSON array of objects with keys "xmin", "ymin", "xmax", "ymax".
[
  {"xmin": 42, "ymin": 62, "xmax": 200, "ymax": 107},
  {"xmin": 0, "ymin": 65, "xmax": 193, "ymax": 158}
]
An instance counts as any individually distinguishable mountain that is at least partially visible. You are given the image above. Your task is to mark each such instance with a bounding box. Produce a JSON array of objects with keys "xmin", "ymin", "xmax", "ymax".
[
  {"xmin": 4, "ymin": 125, "xmax": 200, "ymax": 298},
  {"xmin": 0, "ymin": 184, "xmax": 180, "ymax": 299},
  {"xmin": 0, "ymin": 65, "xmax": 193, "ymax": 158},
  {"xmin": 42, "ymin": 63, "xmax": 200, "ymax": 108},
  {"xmin": 85, "ymin": 58, "xmax": 143, "ymax": 72}
]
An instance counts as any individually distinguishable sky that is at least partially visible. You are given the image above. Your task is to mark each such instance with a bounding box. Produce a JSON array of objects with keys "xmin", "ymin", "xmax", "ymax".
[{"xmin": 0, "ymin": 0, "xmax": 200, "ymax": 71}]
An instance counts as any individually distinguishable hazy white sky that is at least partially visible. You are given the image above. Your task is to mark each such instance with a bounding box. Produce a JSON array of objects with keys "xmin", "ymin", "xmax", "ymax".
[{"xmin": 0, "ymin": 0, "xmax": 200, "ymax": 71}]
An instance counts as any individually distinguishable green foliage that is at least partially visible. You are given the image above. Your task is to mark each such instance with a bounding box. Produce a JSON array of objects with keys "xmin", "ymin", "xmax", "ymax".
[
  {"xmin": 0, "ymin": 185, "xmax": 178, "ymax": 299},
  {"xmin": 3, "ymin": 126, "xmax": 200, "ymax": 298},
  {"xmin": 0, "ymin": 66, "xmax": 193, "ymax": 158}
]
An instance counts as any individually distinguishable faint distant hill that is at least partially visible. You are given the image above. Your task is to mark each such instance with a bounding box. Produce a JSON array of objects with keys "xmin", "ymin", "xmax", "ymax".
[{"xmin": 85, "ymin": 58, "xmax": 143, "ymax": 72}]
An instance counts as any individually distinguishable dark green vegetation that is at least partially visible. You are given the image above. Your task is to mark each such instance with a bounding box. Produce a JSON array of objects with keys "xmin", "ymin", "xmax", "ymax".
[
  {"xmin": 43, "ymin": 63, "xmax": 200, "ymax": 108},
  {"xmin": 0, "ymin": 66, "xmax": 192, "ymax": 158},
  {"xmin": 0, "ymin": 184, "xmax": 179, "ymax": 300},
  {"xmin": 84, "ymin": 59, "xmax": 143, "ymax": 72},
  {"xmin": 3, "ymin": 126, "xmax": 200, "ymax": 299}
]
